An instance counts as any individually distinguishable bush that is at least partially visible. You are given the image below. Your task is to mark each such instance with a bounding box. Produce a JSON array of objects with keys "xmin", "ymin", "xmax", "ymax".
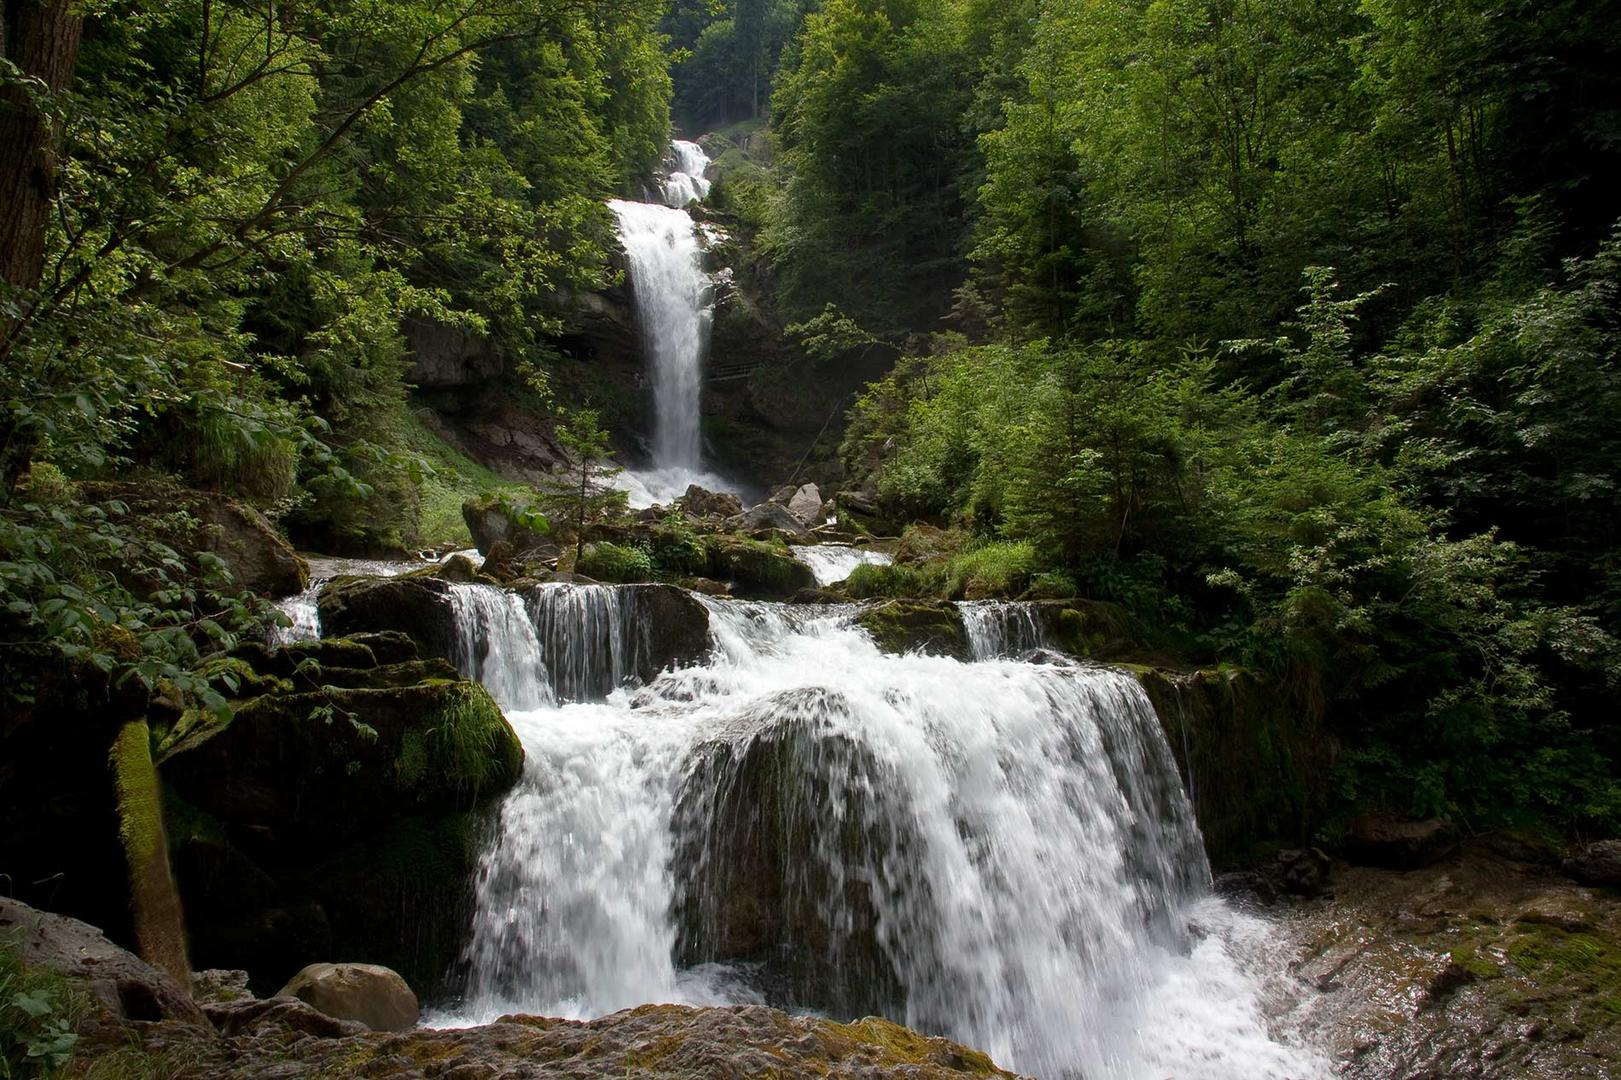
[
  {"xmin": 576, "ymin": 542, "xmax": 654, "ymax": 583},
  {"xmin": 946, "ymin": 541, "xmax": 1038, "ymax": 599}
]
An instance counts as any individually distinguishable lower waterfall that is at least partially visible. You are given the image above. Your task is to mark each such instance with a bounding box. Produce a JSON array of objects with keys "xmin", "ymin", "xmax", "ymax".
[{"xmin": 433, "ymin": 584, "xmax": 1326, "ymax": 1080}]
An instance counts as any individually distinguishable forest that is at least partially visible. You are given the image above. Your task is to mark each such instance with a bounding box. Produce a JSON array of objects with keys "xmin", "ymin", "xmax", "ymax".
[{"xmin": 3, "ymin": 0, "xmax": 1621, "ymax": 1075}]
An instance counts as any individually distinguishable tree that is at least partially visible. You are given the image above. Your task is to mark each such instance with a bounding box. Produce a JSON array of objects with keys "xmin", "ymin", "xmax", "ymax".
[{"xmin": 543, "ymin": 409, "xmax": 628, "ymax": 562}]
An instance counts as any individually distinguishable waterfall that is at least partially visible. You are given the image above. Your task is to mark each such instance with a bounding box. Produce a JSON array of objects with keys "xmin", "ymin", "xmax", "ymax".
[
  {"xmin": 958, "ymin": 600, "xmax": 1050, "ymax": 660},
  {"xmin": 435, "ymin": 587, "xmax": 1328, "ymax": 1080},
  {"xmin": 609, "ymin": 140, "xmax": 744, "ymax": 509},
  {"xmin": 609, "ymin": 198, "xmax": 712, "ymax": 483},
  {"xmin": 790, "ymin": 543, "xmax": 893, "ymax": 586},
  {"xmin": 660, "ymin": 140, "xmax": 712, "ymax": 208}
]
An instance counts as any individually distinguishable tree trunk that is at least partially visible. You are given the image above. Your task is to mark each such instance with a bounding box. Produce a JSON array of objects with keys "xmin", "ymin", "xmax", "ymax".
[{"xmin": 0, "ymin": 0, "xmax": 86, "ymax": 292}]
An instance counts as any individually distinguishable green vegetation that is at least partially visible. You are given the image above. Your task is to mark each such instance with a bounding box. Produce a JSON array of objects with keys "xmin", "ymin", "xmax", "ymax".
[
  {"xmin": 577, "ymin": 542, "xmax": 656, "ymax": 584},
  {"xmin": 0, "ymin": 941, "xmax": 81, "ymax": 1077}
]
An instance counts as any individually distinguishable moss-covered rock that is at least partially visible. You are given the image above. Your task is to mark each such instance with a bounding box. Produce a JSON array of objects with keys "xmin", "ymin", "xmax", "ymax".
[
  {"xmin": 160, "ymin": 679, "xmax": 521, "ymax": 838},
  {"xmin": 1134, "ymin": 666, "xmax": 1330, "ymax": 869},
  {"xmin": 317, "ymin": 574, "xmax": 458, "ymax": 661},
  {"xmin": 705, "ymin": 535, "xmax": 816, "ymax": 597},
  {"xmin": 159, "ymin": 668, "xmax": 522, "ymax": 995},
  {"xmin": 854, "ymin": 600, "xmax": 970, "ymax": 660},
  {"xmin": 577, "ymin": 541, "xmax": 655, "ymax": 583}
]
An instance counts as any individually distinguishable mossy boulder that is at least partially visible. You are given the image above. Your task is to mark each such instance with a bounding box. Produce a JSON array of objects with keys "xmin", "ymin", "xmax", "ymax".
[
  {"xmin": 82, "ymin": 480, "xmax": 307, "ymax": 598},
  {"xmin": 1134, "ymin": 666, "xmax": 1330, "ymax": 869},
  {"xmin": 158, "ymin": 669, "xmax": 523, "ymax": 994},
  {"xmin": 705, "ymin": 535, "xmax": 816, "ymax": 597},
  {"xmin": 462, "ymin": 493, "xmax": 555, "ymax": 557},
  {"xmin": 317, "ymin": 574, "xmax": 458, "ymax": 661},
  {"xmin": 855, "ymin": 600, "xmax": 970, "ymax": 660},
  {"xmin": 160, "ymin": 679, "xmax": 520, "ymax": 843}
]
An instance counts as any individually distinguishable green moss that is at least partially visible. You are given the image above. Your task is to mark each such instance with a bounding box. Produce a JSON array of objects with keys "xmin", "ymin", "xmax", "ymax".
[
  {"xmin": 403, "ymin": 682, "xmax": 521, "ymax": 797},
  {"xmin": 196, "ymin": 656, "xmax": 291, "ymax": 698},
  {"xmin": 109, "ymin": 720, "xmax": 191, "ymax": 986},
  {"xmin": 854, "ymin": 601, "xmax": 970, "ymax": 660},
  {"xmin": 577, "ymin": 541, "xmax": 655, "ymax": 583},
  {"xmin": 1509, "ymin": 925, "xmax": 1621, "ymax": 1014},
  {"xmin": 706, "ymin": 536, "xmax": 816, "ymax": 596},
  {"xmin": 399, "ymin": 410, "xmax": 521, "ymax": 547}
]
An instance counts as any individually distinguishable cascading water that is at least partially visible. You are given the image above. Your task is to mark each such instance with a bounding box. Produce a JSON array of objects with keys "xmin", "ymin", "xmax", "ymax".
[
  {"xmin": 958, "ymin": 599, "xmax": 1050, "ymax": 660},
  {"xmin": 790, "ymin": 543, "xmax": 894, "ymax": 586},
  {"xmin": 660, "ymin": 140, "xmax": 712, "ymax": 208},
  {"xmin": 609, "ymin": 140, "xmax": 743, "ymax": 509},
  {"xmin": 433, "ymin": 587, "xmax": 1329, "ymax": 1080}
]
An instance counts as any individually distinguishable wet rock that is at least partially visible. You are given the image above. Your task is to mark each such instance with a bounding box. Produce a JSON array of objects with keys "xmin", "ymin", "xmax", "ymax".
[
  {"xmin": 629, "ymin": 583, "xmax": 714, "ymax": 679},
  {"xmin": 705, "ymin": 536, "xmax": 817, "ymax": 597},
  {"xmin": 0, "ymin": 898, "xmax": 206, "ymax": 1025},
  {"xmin": 679, "ymin": 484, "xmax": 744, "ymax": 519},
  {"xmin": 787, "ymin": 482, "xmax": 824, "ymax": 523},
  {"xmin": 854, "ymin": 600, "xmax": 970, "ymax": 660},
  {"xmin": 1133, "ymin": 666, "xmax": 1329, "ymax": 870},
  {"xmin": 276, "ymin": 962, "xmax": 419, "ymax": 1032},
  {"xmin": 673, "ymin": 696, "xmax": 913, "ymax": 1019},
  {"xmin": 1346, "ymin": 815, "xmax": 1458, "ymax": 870},
  {"xmin": 1564, "ymin": 840, "xmax": 1621, "ymax": 888},
  {"xmin": 345, "ymin": 631, "xmax": 419, "ymax": 666},
  {"xmin": 728, "ymin": 500, "xmax": 812, "ymax": 537},
  {"xmin": 317, "ymin": 574, "xmax": 457, "ymax": 661},
  {"xmin": 115, "ymin": 1002, "xmax": 1024, "ymax": 1078}
]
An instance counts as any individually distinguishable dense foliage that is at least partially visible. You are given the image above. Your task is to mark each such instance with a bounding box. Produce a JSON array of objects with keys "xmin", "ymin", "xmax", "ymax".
[
  {"xmin": 794, "ymin": 0, "xmax": 1621, "ymax": 831},
  {"xmin": 1, "ymin": 0, "xmax": 672, "ymax": 700}
]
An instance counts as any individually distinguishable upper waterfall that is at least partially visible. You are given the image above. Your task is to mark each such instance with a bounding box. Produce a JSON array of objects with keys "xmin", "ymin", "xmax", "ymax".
[{"xmin": 608, "ymin": 139, "xmax": 742, "ymax": 508}]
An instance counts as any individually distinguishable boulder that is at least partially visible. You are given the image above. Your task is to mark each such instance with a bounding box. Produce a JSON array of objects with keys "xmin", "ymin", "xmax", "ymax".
[
  {"xmin": 1344, "ymin": 815, "xmax": 1458, "ymax": 870},
  {"xmin": 629, "ymin": 584, "xmax": 715, "ymax": 680},
  {"xmin": 276, "ymin": 962, "xmax": 419, "ymax": 1032},
  {"xmin": 83, "ymin": 481, "xmax": 307, "ymax": 598},
  {"xmin": 317, "ymin": 574, "xmax": 457, "ymax": 661},
  {"xmin": 705, "ymin": 536, "xmax": 816, "ymax": 597},
  {"xmin": 854, "ymin": 601, "xmax": 970, "ymax": 660},
  {"xmin": 679, "ymin": 484, "xmax": 744, "ymax": 519},
  {"xmin": 159, "ymin": 663, "xmax": 523, "ymax": 993},
  {"xmin": 728, "ymin": 501, "xmax": 811, "ymax": 537},
  {"xmin": 673, "ymin": 696, "xmax": 913, "ymax": 1018},
  {"xmin": 0, "ymin": 897, "xmax": 206, "ymax": 1026},
  {"xmin": 405, "ymin": 317, "xmax": 501, "ymax": 389},
  {"xmin": 462, "ymin": 494, "xmax": 555, "ymax": 557},
  {"xmin": 786, "ymin": 482, "xmax": 824, "ymax": 524},
  {"xmin": 1564, "ymin": 840, "xmax": 1621, "ymax": 887}
]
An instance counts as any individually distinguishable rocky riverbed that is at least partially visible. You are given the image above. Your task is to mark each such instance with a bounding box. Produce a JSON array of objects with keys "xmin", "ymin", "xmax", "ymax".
[{"xmin": 1273, "ymin": 841, "xmax": 1621, "ymax": 1078}]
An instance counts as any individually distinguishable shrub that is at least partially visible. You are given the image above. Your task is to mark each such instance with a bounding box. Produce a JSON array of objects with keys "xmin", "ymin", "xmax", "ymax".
[{"xmin": 576, "ymin": 542, "xmax": 654, "ymax": 583}]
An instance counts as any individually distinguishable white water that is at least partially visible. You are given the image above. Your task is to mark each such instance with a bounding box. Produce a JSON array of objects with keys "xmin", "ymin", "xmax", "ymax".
[
  {"xmin": 660, "ymin": 140, "xmax": 712, "ymax": 208},
  {"xmin": 790, "ymin": 543, "xmax": 893, "ymax": 586},
  {"xmin": 434, "ymin": 586, "xmax": 1328, "ymax": 1080},
  {"xmin": 608, "ymin": 141, "xmax": 746, "ymax": 510}
]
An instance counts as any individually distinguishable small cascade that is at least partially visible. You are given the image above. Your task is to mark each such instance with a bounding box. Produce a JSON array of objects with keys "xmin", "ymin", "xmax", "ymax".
[
  {"xmin": 659, "ymin": 140, "xmax": 712, "ymax": 208},
  {"xmin": 526, "ymin": 583, "xmax": 646, "ymax": 702},
  {"xmin": 958, "ymin": 600, "xmax": 1050, "ymax": 660},
  {"xmin": 447, "ymin": 584, "xmax": 552, "ymax": 712},
  {"xmin": 790, "ymin": 544, "xmax": 893, "ymax": 586},
  {"xmin": 271, "ymin": 554, "xmax": 434, "ymax": 644},
  {"xmin": 441, "ymin": 591, "xmax": 1328, "ymax": 1080}
]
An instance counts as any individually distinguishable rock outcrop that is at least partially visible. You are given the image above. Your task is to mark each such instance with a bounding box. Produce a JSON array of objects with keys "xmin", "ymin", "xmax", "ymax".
[
  {"xmin": 83, "ymin": 481, "xmax": 307, "ymax": 598},
  {"xmin": 855, "ymin": 600, "xmax": 970, "ymax": 660},
  {"xmin": 405, "ymin": 317, "xmax": 502, "ymax": 388},
  {"xmin": 0, "ymin": 897, "xmax": 205, "ymax": 1026},
  {"xmin": 1344, "ymin": 815, "xmax": 1459, "ymax": 870},
  {"xmin": 157, "ymin": 640, "xmax": 523, "ymax": 994},
  {"xmin": 317, "ymin": 573, "xmax": 458, "ymax": 660}
]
